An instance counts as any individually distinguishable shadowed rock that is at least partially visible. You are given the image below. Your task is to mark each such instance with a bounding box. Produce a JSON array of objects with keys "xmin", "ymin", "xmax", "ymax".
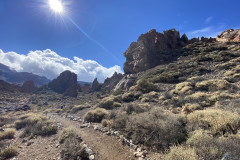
[
  {"xmin": 123, "ymin": 29, "xmax": 189, "ymax": 74},
  {"xmin": 48, "ymin": 70, "xmax": 78, "ymax": 97}
]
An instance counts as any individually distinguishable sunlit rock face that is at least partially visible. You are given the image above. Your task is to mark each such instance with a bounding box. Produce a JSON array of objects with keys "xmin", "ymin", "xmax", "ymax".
[
  {"xmin": 123, "ymin": 29, "xmax": 189, "ymax": 74},
  {"xmin": 216, "ymin": 29, "xmax": 240, "ymax": 42},
  {"xmin": 48, "ymin": 70, "xmax": 78, "ymax": 97}
]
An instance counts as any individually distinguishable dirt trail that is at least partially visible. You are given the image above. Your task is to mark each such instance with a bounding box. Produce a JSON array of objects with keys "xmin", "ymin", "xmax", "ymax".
[{"xmin": 52, "ymin": 114, "xmax": 135, "ymax": 160}]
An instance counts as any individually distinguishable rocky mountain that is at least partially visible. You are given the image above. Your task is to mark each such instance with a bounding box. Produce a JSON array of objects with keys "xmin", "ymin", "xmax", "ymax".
[
  {"xmin": 48, "ymin": 70, "xmax": 79, "ymax": 97},
  {"xmin": 123, "ymin": 29, "xmax": 190, "ymax": 74},
  {"xmin": 0, "ymin": 63, "xmax": 50, "ymax": 86}
]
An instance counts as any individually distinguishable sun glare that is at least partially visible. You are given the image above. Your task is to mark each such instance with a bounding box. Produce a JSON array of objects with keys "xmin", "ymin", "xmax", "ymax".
[{"xmin": 49, "ymin": 0, "xmax": 63, "ymax": 13}]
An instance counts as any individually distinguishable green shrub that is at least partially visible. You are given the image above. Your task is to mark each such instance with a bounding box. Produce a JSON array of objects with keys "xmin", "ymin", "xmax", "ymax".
[
  {"xmin": 187, "ymin": 109, "xmax": 240, "ymax": 135},
  {"xmin": 164, "ymin": 145, "xmax": 199, "ymax": 160},
  {"xmin": 152, "ymin": 71, "xmax": 182, "ymax": 83},
  {"xmin": 83, "ymin": 108, "xmax": 109, "ymax": 122},
  {"xmin": 136, "ymin": 79, "xmax": 157, "ymax": 93},
  {"xmin": 122, "ymin": 92, "xmax": 141, "ymax": 102},
  {"xmin": 0, "ymin": 128, "xmax": 16, "ymax": 140},
  {"xmin": 14, "ymin": 113, "xmax": 57, "ymax": 137},
  {"xmin": 0, "ymin": 146, "xmax": 17, "ymax": 159}
]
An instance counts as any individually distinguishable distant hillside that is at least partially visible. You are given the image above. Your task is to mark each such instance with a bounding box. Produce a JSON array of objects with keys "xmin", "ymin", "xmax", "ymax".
[{"xmin": 0, "ymin": 63, "xmax": 50, "ymax": 86}]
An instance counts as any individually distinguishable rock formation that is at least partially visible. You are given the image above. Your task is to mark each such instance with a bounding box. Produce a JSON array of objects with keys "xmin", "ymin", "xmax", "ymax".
[
  {"xmin": 216, "ymin": 29, "xmax": 240, "ymax": 42},
  {"xmin": 48, "ymin": 70, "xmax": 78, "ymax": 97},
  {"xmin": 123, "ymin": 29, "xmax": 189, "ymax": 74},
  {"xmin": 101, "ymin": 72, "xmax": 124, "ymax": 93},
  {"xmin": 91, "ymin": 78, "xmax": 101, "ymax": 91},
  {"xmin": 21, "ymin": 81, "xmax": 37, "ymax": 93},
  {"xmin": 114, "ymin": 74, "xmax": 139, "ymax": 91}
]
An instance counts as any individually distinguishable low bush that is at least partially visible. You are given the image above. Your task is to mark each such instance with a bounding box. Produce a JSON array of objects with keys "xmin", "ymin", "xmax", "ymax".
[
  {"xmin": 71, "ymin": 104, "xmax": 91, "ymax": 113},
  {"xmin": 60, "ymin": 129, "xmax": 88, "ymax": 160},
  {"xmin": 101, "ymin": 119, "xmax": 113, "ymax": 127},
  {"xmin": 83, "ymin": 108, "xmax": 109, "ymax": 122},
  {"xmin": 152, "ymin": 71, "xmax": 182, "ymax": 83},
  {"xmin": 0, "ymin": 128, "xmax": 16, "ymax": 140},
  {"xmin": 195, "ymin": 79, "xmax": 235, "ymax": 91},
  {"xmin": 187, "ymin": 109, "xmax": 240, "ymax": 135},
  {"xmin": 186, "ymin": 129, "xmax": 240, "ymax": 160},
  {"xmin": 123, "ymin": 103, "xmax": 148, "ymax": 115},
  {"xmin": 97, "ymin": 96, "xmax": 121, "ymax": 109},
  {"xmin": 181, "ymin": 103, "xmax": 202, "ymax": 114},
  {"xmin": 136, "ymin": 79, "xmax": 157, "ymax": 93},
  {"xmin": 122, "ymin": 92, "xmax": 142, "ymax": 102},
  {"xmin": 113, "ymin": 107, "xmax": 186, "ymax": 151},
  {"xmin": 164, "ymin": 145, "xmax": 199, "ymax": 160},
  {"xmin": 0, "ymin": 146, "xmax": 17, "ymax": 159},
  {"xmin": 14, "ymin": 113, "xmax": 57, "ymax": 137}
]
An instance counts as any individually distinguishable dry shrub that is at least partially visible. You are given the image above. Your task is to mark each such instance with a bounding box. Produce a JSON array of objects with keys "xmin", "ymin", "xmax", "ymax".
[
  {"xmin": 113, "ymin": 107, "xmax": 186, "ymax": 151},
  {"xmin": 122, "ymin": 92, "xmax": 141, "ymax": 102},
  {"xmin": 71, "ymin": 104, "xmax": 91, "ymax": 113},
  {"xmin": 0, "ymin": 146, "xmax": 17, "ymax": 159},
  {"xmin": 186, "ymin": 129, "xmax": 240, "ymax": 160},
  {"xmin": 187, "ymin": 109, "xmax": 240, "ymax": 135},
  {"xmin": 83, "ymin": 108, "xmax": 109, "ymax": 122},
  {"xmin": 195, "ymin": 79, "xmax": 235, "ymax": 91},
  {"xmin": 0, "ymin": 128, "xmax": 16, "ymax": 140},
  {"xmin": 136, "ymin": 79, "xmax": 157, "ymax": 93},
  {"xmin": 123, "ymin": 103, "xmax": 148, "ymax": 115},
  {"xmin": 151, "ymin": 71, "xmax": 182, "ymax": 83},
  {"xmin": 97, "ymin": 96, "xmax": 121, "ymax": 109},
  {"xmin": 59, "ymin": 129, "xmax": 89, "ymax": 160},
  {"xmin": 164, "ymin": 145, "xmax": 199, "ymax": 160},
  {"xmin": 101, "ymin": 119, "xmax": 113, "ymax": 127},
  {"xmin": 182, "ymin": 103, "xmax": 202, "ymax": 114},
  {"xmin": 14, "ymin": 113, "xmax": 57, "ymax": 137},
  {"xmin": 0, "ymin": 116, "xmax": 9, "ymax": 127}
]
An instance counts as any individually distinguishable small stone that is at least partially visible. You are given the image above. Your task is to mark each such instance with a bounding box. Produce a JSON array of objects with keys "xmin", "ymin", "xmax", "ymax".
[{"xmin": 89, "ymin": 155, "xmax": 94, "ymax": 160}]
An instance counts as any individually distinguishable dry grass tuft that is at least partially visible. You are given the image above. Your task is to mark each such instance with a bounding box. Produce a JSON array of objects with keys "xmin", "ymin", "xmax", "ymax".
[
  {"xmin": 0, "ymin": 128, "xmax": 16, "ymax": 140},
  {"xmin": 164, "ymin": 145, "xmax": 199, "ymax": 160},
  {"xmin": 83, "ymin": 108, "xmax": 109, "ymax": 122},
  {"xmin": 0, "ymin": 146, "xmax": 17, "ymax": 159},
  {"xmin": 187, "ymin": 109, "xmax": 240, "ymax": 135}
]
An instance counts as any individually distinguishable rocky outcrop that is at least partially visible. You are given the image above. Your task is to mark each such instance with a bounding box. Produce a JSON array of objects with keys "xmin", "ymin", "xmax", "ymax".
[
  {"xmin": 216, "ymin": 29, "xmax": 240, "ymax": 42},
  {"xmin": 21, "ymin": 81, "xmax": 37, "ymax": 93},
  {"xmin": 91, "ymin": 78, "xmax": 101, "ymax": 91},
  {"xmin": 114, "ymin": 74, "xmax": 139, "ymax": 91},
  {"xmin": 48, "ymin": 70, "xmax": 78, "ymax": 97},
  {"xmin": 123, "ymin": 29, "xmax": 189, "ymax": 74},
  {"xmin": 101, "ymin": 72, "xmax": 124, "ymax": 93},
  {"xmin": 0, "ymin": 80, "xmax": 20, "ymax": 92}
]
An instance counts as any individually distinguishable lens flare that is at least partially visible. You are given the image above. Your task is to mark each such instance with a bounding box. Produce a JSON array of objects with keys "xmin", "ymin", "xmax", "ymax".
[{"xmin": 49, "ymin": 0, "xmax": 63, "ymax": 13}]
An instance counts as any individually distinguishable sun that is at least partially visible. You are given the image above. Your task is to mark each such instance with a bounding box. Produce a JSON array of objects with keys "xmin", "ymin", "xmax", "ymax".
[{"xmin": 49, "ymin": 0, "xmax": 64, "ymax": 13}]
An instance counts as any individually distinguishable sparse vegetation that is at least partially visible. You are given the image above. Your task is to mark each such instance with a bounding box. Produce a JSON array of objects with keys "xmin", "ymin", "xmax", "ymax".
[
  {"xmin": 59, "ymin": 129, "xmax": 89, "ymax": 160},
  {"xmin": 84, "ymin": 108, "xmax": 109, "ymax": 122},
  {"xmin": 187, "ymin": 109, "xmax": 240, "ymax": 135},
  {"xmin": 0, "ymin": 128, "xmax": 16, "ymax": 140},
  {"xmin": 14, "ymin": 113, "xmax": 57, "ymax": 137},
  {"xmin": 164, "ymin": 145, "xmax": 199, "ymax": 160},
  {"xmin": 135, "ymin": 79, "xmax": 157, "ymax": 93},
  {"xmin": 0, "ymin": 146, "xmax": 17, "ymax": 159},
  {"xmin": 71, "ymin": 104, "xmax": 91, "ymax": 113}
]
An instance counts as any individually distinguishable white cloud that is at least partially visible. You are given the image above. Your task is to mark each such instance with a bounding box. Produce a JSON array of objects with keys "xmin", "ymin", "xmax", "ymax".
[
  {"xmin": 0, "ymin": 49, "xmax": 123, "ymax": 83},
  {"xmin": 188, "ymin": 26, "xmax": 213, "ymax": 35},
  {"xmin": 205, "ymin": 16, "xmax": 213, "ymax": 24}
]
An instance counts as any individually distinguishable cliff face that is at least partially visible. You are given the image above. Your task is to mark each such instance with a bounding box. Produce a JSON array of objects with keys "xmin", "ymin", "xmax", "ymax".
[{"xmin": 123, "ymin": 29, "xmax": 189, "ymax": 74}]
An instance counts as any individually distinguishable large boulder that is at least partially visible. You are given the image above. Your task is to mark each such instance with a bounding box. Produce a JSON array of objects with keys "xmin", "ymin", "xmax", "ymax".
[
  {"xmin": 216, "ymin": 29, "xmax": 240, "ymax": 42},
  {"xmin": 48, "ymin": 70, "xmax": 78, "ymax": 97},
  {"xmin": 123, "ymin": 29, "xmax": 189, "ymax": 74}
]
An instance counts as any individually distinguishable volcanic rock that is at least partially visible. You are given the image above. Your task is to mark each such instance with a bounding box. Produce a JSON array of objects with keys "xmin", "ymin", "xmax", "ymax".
[
  {"xmin": 216, "ymin": 29, "xmax": 240, "ymax": 42},
  {"xmin": 48, "ymin": 70, "xmax": 78, "ymax": 97},
  {"xmin": 21, "ymin": 80, "xmax": 37, "ymax": 93},
  {"xmin": 91, "ymin": 78, "xmax": 101, "ymax": 91},
  {"xmin": 101, "ymin": 72, "xmax": 124, "ymax": 93},
  {"xmin": 123, "ymin": 29, "xmax": 189, "ymax": 74}
]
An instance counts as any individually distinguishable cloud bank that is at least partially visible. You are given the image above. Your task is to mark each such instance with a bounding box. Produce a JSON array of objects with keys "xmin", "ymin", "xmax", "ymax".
[{"xmin": 0, "ymin": 49, "xmax": 123, "ymax": 82}]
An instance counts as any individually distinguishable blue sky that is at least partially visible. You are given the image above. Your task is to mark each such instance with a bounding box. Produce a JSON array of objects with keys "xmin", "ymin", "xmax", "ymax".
[{"xmin": 0, "ymin": 0, "xmax": 239, "ymax": 82}]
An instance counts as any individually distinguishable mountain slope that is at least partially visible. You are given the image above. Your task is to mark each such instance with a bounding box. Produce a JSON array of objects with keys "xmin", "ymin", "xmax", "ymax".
[{"xmin": 0, "ymin": 63, "xmax": 50, "ymax": 86}]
